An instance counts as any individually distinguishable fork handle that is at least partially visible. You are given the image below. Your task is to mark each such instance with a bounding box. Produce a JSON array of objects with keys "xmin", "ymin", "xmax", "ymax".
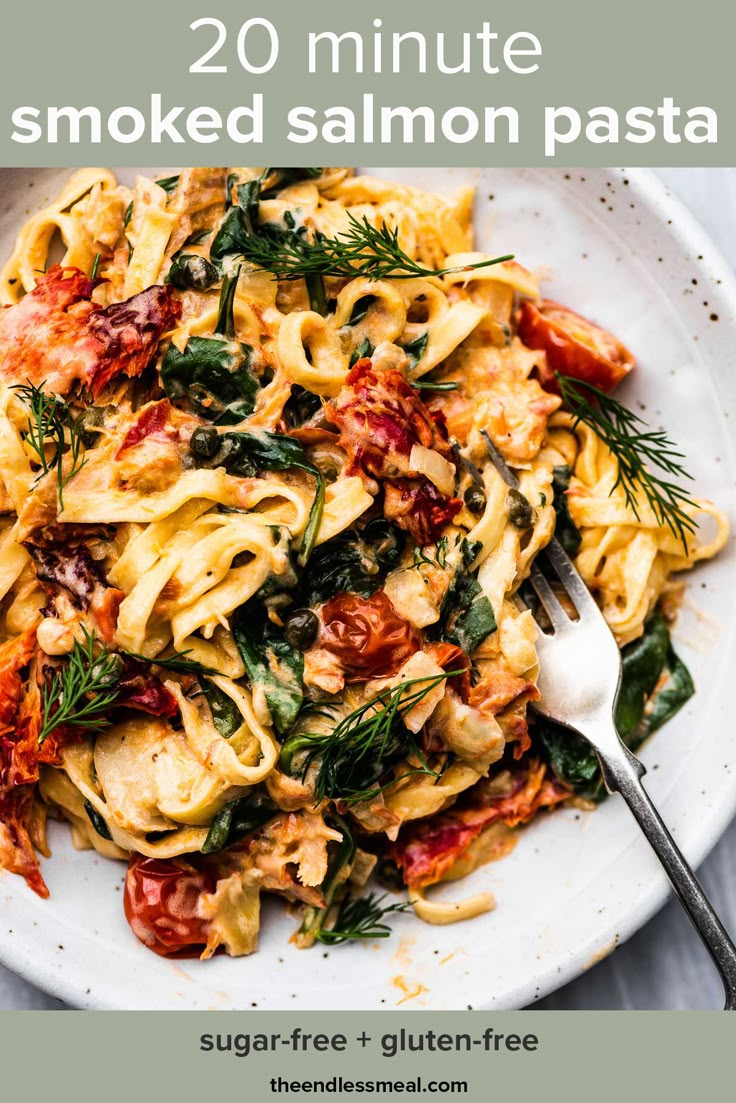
[{"xmin": 598, "ymin": 745, "xmax": 736, "ymax": 1010}]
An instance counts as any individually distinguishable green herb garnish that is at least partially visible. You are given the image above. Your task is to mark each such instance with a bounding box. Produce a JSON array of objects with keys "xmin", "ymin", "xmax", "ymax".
[
  {"xmin": 123, "ymin": 649, "xmax": 216, "ymax": 677},
  {"xmin": 39, "ymin": 630, "xmax": 122, "ymax": 745},
  {"xmin": 234, "ymin": 212, "xmax": 513, "ymax": 283},
  {"xmin": 14, "ymin": 381, "xmax": 87, "ymax": 511},
  {"xmin": 557, "ymin": 374, "xmax": 697, "ymax": 550},
  {"xmin": 314, "ymin": 892, "xmax": 412, "ymax": 944},
  {"xmin": 280, "ymin": 670, "xmax": 462, "ymax": 804}
]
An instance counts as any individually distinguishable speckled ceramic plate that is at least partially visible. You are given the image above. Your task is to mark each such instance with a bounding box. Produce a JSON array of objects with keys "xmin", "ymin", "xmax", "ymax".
[{"xmin": 1, "ymin": 167, "xmax": 735, "ymax": 1010}]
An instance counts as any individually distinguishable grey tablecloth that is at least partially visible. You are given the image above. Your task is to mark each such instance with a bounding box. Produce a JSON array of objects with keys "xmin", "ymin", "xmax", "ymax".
[{"xmin": 1, "ymin": 168, "xmax": 735, "ymax": 1011}]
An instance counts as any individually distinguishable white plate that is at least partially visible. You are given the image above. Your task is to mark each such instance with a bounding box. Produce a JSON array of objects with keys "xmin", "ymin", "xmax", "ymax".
[{"xmin": 1, "ymin": 167, "xmax": 735, "ymax": 1011}]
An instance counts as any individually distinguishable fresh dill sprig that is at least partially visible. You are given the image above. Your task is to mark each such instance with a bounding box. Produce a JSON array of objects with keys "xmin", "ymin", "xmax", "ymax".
[
  {"xmin": 13, "ymin": 381, "xmax": 87, "ymax": 512},
  {"xmin": 39, "ymin": 629, "xmax": 123, "ymax": 745},
  {"xmin": 314, "ymin": 892, "xmax": 412, "ymax": 944},
  {"xmin": 122, "ymin": 648, "xmax": 217, "ymax": 677},
  {"xmin": 556, "ymin": 373, "xmax": 697, "ymax": 550},
  {"xmin": 280, "ymin": 670, "xmax": 464, "ymax": 804},
  {"xmin": 237, "ymin": 212, "xmax": 513, "ymax": 283},
  {"xmin": 412, "ymin": 535, "xmax": 450, "ymax": 571}
]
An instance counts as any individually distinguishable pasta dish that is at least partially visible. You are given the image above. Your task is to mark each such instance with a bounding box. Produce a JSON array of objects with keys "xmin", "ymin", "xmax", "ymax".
[{"xmin": 0, "ymin": 167, "xmax": 727, "ymax": 958}]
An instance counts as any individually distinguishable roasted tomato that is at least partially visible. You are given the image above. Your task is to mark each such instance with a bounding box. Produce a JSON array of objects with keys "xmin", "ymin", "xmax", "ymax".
[
  {"xmin": 318, "ymin": 591, "xmax": 419, "ymax": 681},
  {"xmin": 383, "ymin": 479, "xmax": 462, "ymax": 546},
  {"xmin": 517, "ymin": 299, "xmax": 635, "ymax": 394},
  {"xmin": 326, "ymin": 361, "xmax": 462, "ymax": 545},
  {"xmin": 117, "ymin": 399, "xmax": 175, "ymax": 455},
  {"xmin": 391, "ymin": 759, "xmax": 570, "ymax": 888},
  {"xmin": 123, "ymin": 855, "xmax": 214, "ymax": 958}
]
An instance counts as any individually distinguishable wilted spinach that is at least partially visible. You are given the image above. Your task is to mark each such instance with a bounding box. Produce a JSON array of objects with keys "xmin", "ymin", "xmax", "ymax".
[
  {"xmin": 161, "ymin": 269, "xmax": 261, "ymax": 423},
  {"xmin": 232, "ymin": 606, "xmax": 304, "ymax": 735},
  {"xmin": 430, "ymin": 542, "xmax": 496, "ymax": 655},
  {"xmin": 201, "ymin": 790, "xmax": 277, "ymax": 854},
  {"xmin": 161, "ymin": 338, "xmax": 259, "ymax": 424},
  {"xmin": 441, "ymin": 569, "xmax": 497, "ymax": 655},
  {"xmin": 552, "ymin": 465, "xmax": 582, "ymax": 556},
  {"xmin": 297, "ymin": 519, "xmax": 404, "ymax": 606},
  {"xmin": 199, "ymin": 678, "xmax": 243, "ymax": 739},
  {"xmin": 84, "ymin": 800, "xmax": 113, "ymax": 841},
  {"xmin": 401, "ymin": 331, "xmax": 429, "ymax": 370},
  {"xmin": 537, "ymin": 612, "xmax": 695, "ymax": 798},
  {"xmin": 283, "ymin": 385, "xmax": 322, "ymax": 429}
]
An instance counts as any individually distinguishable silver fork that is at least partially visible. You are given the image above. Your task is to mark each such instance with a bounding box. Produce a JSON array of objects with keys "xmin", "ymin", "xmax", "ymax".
[{"xmin": 481, "ymin": 432, "xmax": 736, "ymax": 1009}]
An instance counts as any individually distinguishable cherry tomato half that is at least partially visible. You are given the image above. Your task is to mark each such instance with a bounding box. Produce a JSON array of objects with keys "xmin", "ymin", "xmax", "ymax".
[
  {"xmin": 517, "ymin": 299, "xmax": 635, "ymax": 394},
  {"xmin": 319, "ymin": 591, "xmax": 419, "ymax": 682},
  {"xmin": 123, "ymin": 855, "xmax": 214, "ymax": 958}
]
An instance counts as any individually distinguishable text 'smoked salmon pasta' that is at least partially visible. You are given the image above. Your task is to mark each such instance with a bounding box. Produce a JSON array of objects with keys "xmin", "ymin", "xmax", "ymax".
[{"xmin": 0, "ymin": 168, "xmax": 727, "ymax": 958}]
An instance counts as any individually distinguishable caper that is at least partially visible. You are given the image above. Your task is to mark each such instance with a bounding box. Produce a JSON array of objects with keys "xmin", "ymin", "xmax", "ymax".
[
  {"xmin": 189, "ymin": 426, "xmax": 220, "ymax": 459},
  {"xmin": 213, "ymin": 434, "xmax": 250, "ymax": 473},
  {"xmin": 464, "ymin": 484, "xmax": 487, "ymax": 514},
  {"xmin": 168, "ymin": 254, "xmax": 219, "ymax": 292},
  {"xmin": 93, "ymin": 652, "xmax": 126, "ymax": 688},
  {"xmin": 283, "ymin": 608, "xmax": 320, "ymax": 650},
  {"xmin": 78, "ymin": 405, "xmax": 108, "ymax": 448},
  {"xmin": 506, "ymin": 488, "xmax": 535, "ymax": 530}
]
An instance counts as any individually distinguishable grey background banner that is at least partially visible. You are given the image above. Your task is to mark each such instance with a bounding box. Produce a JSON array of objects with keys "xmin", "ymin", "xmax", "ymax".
[
  {"xmin": 0, "ymin": 0, "xmax": 733, "ymax": 165},
  {"xmin": 2, "ymin": 1010, "xmax": 734, "ymax": 1100}
]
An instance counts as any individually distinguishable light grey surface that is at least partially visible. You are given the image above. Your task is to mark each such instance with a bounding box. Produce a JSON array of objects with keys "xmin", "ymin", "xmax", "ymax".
[{"xmin": 1, "ymin": 168, "xmax": 734, "ymax": 1012}]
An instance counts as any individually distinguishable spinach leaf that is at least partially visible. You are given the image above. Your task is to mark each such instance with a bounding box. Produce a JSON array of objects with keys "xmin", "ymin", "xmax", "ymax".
[
  {"xmin": 297, "ymin": 519, "xmax": 404, "ymax": 606},
  {"xmin": 442, "ymin": 571, "xmax": 497, "ymax": 655},
  {"xmin": 155, "ymin": 174, "xmax": 180, "ymax": 194},
  {"xmin": 233, "ymin": 606, "xmax": 304, "ymax": 735},
  {"xmin": 538, "ymin": 612, "xmax": 695, "ymax": 797},
  {"xmin": 349, "ymin": 337, "xmax": 373, "ymax": 368},
  {"xmin": 260, "ymin": 168, "xmax": 322, "ymax": 199},
  {"xmin": 213, "ymin": 430, "xmax": 324, "ymax": 564},
  {"xmin": 200, "ymin": 678, "xmax": 242, "ymax": 739},
  {"xmin": 283, "ymin": 385, "xmax": 322, "ymax": 429},
  {"xmin": 211, "ymin": 207, "xmax": 251, "ymax": 264},
  {"xmin": 346, "ymin": 295, "xmax": 376, "ymax": 326},
  {"xmin": 215, "ymin": 266, "xmax": 241, "ymax": 339},
  {"xmin": 401, "ymin": 332, "xmax": 429, "ymax": 370},
  {"xmin": 552, "ymin": 465, "xmax": 582, "ymax": 556},
  {"xmin": 432, "ymin": 542, "xmax": 496, "ymax": 655},
  {"xmin": 235, "ymin": 179, "xmax": 262, "ymax": 235},
  {"xmin": 84, "ymin": 800, "xmax": 113, "ymax": 841},
  {"xmin": 161, "ymin": 337, "xmax": 259, "ymax": 424},
  {"xmin": 212, "ymin": 174, "xmax": 267, "ymax": 261},
  {"xmin": 201, "ymin": 790, "xmax": 277, "ymax": 854},
  {"xmin": 534, "ymin": 719, "xmax": 601, "ymax": 798},
  {"xmin": 615, "ymin": 612, "xmax": 670, "ymax": 738},
  {"xmin": 647, "ymin": 644, "xmax": 694, "ymax": 733}
]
